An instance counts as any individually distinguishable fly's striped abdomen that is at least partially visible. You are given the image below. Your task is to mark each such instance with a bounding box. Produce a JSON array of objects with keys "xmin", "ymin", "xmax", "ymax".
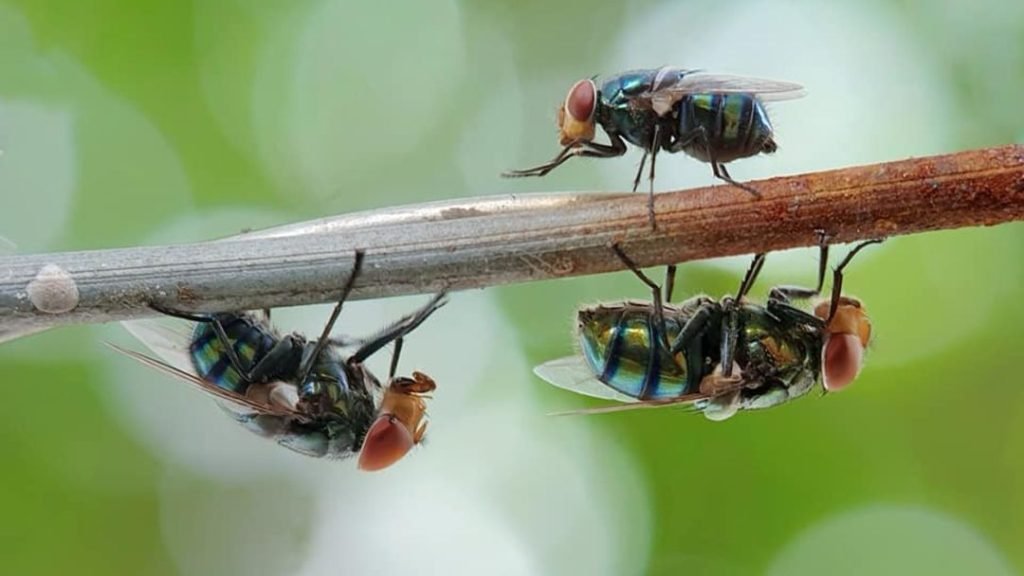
[
  {"xmin": 578, "ymin": 305, "xmax": 689, "ymax": 400},
  {"xmin": 189, "ymin": 315, "xmax": 277, "ymax": 393},
  {"xmin": 678, "ymin": 93, "xmax": 775, "ymax": 164}
]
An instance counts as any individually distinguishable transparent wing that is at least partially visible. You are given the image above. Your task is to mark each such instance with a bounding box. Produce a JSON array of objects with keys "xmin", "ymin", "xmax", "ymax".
[
  {"xmin": 533, "ymin": 356, "xmax": 637, "ymax": 403},
  {"xmin": 634, "ymin": 73, "xmax": 805, "ymax": 115},
  {"xmin": 537, "ymin": 355, "xmax": 752, "ymax": 418},
  {"xmin": 121, "ymin": 318, "xmax": 195, "ymax": 373},
  {"xmin": 548, "ymin": 397, "xmax": 701, "ymax": 416},
  {"xmin": 114, "ymin": 319, "xmax": 301, "ymax": 418}
]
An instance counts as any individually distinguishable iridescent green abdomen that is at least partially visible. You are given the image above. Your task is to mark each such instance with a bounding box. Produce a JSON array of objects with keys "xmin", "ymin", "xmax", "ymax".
[
  {"xmin": 677, "ymin": 93, "xmax": 776, "ymax": 164},
  {"xmin": 578, "ymin": 303, "xmax": 691, "ymax": 400},
  {"xmin": 189, "ymin": 314, "xmax": 279, "ymax": 393}
]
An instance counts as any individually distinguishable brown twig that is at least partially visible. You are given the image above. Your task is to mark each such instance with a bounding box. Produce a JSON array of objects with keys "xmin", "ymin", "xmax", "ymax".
[{"xmin": 1, "ymin": 144, "xmax": 1022, "ymax": 343}]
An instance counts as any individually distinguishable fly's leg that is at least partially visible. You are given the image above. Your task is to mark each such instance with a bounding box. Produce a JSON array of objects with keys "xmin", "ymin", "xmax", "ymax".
[
  {"xmin": 714, "ymin": 163, "xmax": 761, "ymax": 198},
  {"xmin": 674, "ymin": 125, "xmax": 761, "ymax": 198},
  {"xmin": 664, "ymin": 264, "xmax": 677, "ymax": 303},
  {"xmin": 643, "ymin": 124, "xmax": 664, "ymax": 231},
  {"xmin": 610, "ymin": 243, "xmax": 670, "ymax": 352},
  {"xmin": 151, "ymin": 303, "xmax": 301, "ymax": 384},
  {"xmin": 823, "ymin": 238, "xmax": 883, "ymax": 322},
  {"xmin": 767, "ymin": 236, "xmax": 882, "ymax": 325},
  {"xmin": 502, "ymin": 144, "xmax": 576, "ymax": 178},
  {"xmin": 149, "ymin": 304, "xmax": 256, "ymax": 382},
  {"xmin": 667, "ymin": 301, "xmax": 717, "ymax": 394},
  {"xmin": 631, "ymin": 149, "xmax": 648, "ymax": 193},
  {"xmin": 349, "ymin": 292, "xmax": 448, "ymax": 365},
  {"xmin": 765, "ymin": 299, "xmax": 824, "ymax": 329},
  {"xmin": 387, "ymin": 337, "xmax": 404, "ymax": 381},
  {"xmin": 502, "ymin": 133, "xmax": 627, "ymax": 178},
  {"xmin": 769, "ymin": 231, "xmax": 831, "ymax": 303},
  {"xmin": 718, "ymin": 300, "xmax": 740, "ymax": 379},
  {"xmin": 768, "ymin": 236, "xmax": 883, "ymax": 318},
  {"xmin": 736, "ymin": 253, "xmax": 767, "ymax": 301},
  {"xmin": 717, "ymin": 251, "xmax": 770, "ymax": 382},
  {"xmin": 296, "ymin": 250, "xmax": 365, "ymax": 385},
  {"xmin": 633, "ymin": 123, "xmax": 670, "ymax": 231}
]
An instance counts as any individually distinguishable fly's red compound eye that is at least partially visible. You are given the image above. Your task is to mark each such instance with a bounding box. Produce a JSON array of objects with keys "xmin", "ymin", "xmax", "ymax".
[
  {"xmin": 557, "ymin": 79, "xmax": 598, "ymax": 145},
  {"xmin": 358, "ymin": 414, "xmax": 414, "ymax": 472},
  {"xmin": 564, "ymin": 79, "xmax": 597, "ymax": 122},
  {"xmin": 821, "ymin": 333, "xmax": 864, "ymax": 392}
]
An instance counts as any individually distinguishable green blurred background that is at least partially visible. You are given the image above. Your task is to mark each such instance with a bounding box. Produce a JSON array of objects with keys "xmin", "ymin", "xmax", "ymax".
[{"xmin": 1, "ymin": 1, "xmax": 1023, "ymax": 575}]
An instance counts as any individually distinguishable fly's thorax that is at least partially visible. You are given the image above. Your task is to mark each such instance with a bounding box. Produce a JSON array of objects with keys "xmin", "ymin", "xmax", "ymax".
[
  {"xmin": 814, "ymin": 296, "xmax": 871, "ymax": 391},
  {"xmin": 677, "ymin": 93, "xmax": 776, "ymax": 164},
  {"xmin": 276, "ymin": 420, "xmax": 362, "ymax": 459},
  {"xmin": 739, "ymin": 303, "xmax": 820, "ymax": 386},
  {"xmin": 597, "ymin": 69, "xmax": 668, "ymax": 148},
  {"xmin": 598, "ymin": 68, "xmax": 668, "ymax": 105},
  {"xmin": 294, "ymin": 341, "xmax": 349, "ymax": 415},
  {"xmin": 598, "ymin": 100, "xmax": 660, "ymax": 149}
]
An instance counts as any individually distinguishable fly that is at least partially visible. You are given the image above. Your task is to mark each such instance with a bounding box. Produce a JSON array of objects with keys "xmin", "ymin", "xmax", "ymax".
[
  {"xmin": 111, "ymin": 251, "xmax": 446, "ymax": 471},
  {"xmin": 535, "ymin": 236, "xmax": 879, "ymax": 420},
  {"xmin": 503, "ymin": 67, "xmax": 803, "ymax": 229}
]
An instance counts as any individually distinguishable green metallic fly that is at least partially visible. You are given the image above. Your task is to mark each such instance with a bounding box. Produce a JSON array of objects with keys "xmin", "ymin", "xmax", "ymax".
[
  {"xmin": 535, "ymin": 238, "xmax": 880, "ymax": 420},
  {"xmin": 113, "ymin": 251, "xmax": 447, "ymax": 471},
  {"xmin": 503, "ymin": 67, "xmax": 804, "ymax": 228}
]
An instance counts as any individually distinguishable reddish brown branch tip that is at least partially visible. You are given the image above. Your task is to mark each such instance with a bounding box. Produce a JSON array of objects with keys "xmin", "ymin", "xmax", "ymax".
[{"xmin": 611, "ymin": 144, "xmax": 1024, "ymax": 267}]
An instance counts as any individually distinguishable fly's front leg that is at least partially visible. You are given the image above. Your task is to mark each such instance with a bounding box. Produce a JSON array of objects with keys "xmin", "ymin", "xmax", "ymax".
[
  {"xmin": 768, "ymin": 236, "xmax": 883, "ymax": 322},
  {"xmin": 501, "ymin": 144, "xmax": 577, "ymax": 178},
  {"xmin": 765, "ymin": 299, "xmax": 825, "ymax": 330},
  {"xmin": 822, "ymin": 238, "xmax": 884, "ymax": 322},
  {"xmin": 350, "ymin": 292, "xmax": 449, "ymax": 365},
  {"xmin": 769, "ymin": 232, "xmax": 830, "ymax": 303},
  {"xmin": 502, "ymin": 132, "xmax": 627, "ymax": 178},
  {"xmin": 246, "ymin": 338, "xmax": 301, "ymax": 383}
]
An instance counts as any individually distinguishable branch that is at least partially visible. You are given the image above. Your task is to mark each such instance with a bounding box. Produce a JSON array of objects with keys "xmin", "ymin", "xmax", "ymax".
[{"xmin": 1, "ymin": 144, "xmax": 1022, "ymax": 343}]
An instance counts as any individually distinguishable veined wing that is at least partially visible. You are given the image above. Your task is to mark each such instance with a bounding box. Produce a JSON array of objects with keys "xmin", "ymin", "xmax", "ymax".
[
  {"xmin": 533, "ymin": 356, "xmax": 637, "ymax": 403},
  {"xmin": 121, "ymin": 319, "xmax": 194, "ymax": 373},
  {"xmin": 536, "ymin": 355, "xmax": 750, "ymax": 418},
  {"xmin": 634, "ymin": 73, "xmax": 805, "ymax": 115},
  {"xmin": 113, "ymin": 320, "xmax": 301, "ymax": 418}
]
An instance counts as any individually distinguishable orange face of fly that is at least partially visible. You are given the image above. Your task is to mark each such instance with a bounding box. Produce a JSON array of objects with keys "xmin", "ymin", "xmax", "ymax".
[
  {"xmin": 813, "ymin": 297, "xmax": 872, "ymax": 392},
  {"xmin": 357, "ymin": 371, "xmax": 436, "ymax": 472},
  {"xmin": 556, "ymin": 79, "xmax": 598, "ymax": 146}
]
